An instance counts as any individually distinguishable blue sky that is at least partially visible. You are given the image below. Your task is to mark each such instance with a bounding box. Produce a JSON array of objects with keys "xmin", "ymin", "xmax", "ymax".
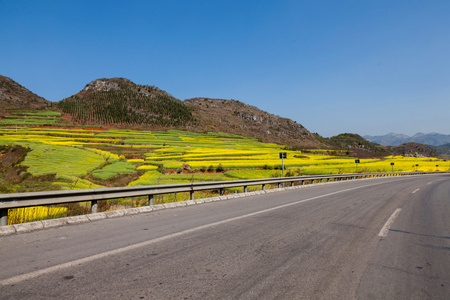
[{"xmin": 1, "ymin": 0, "xmax": 449, "ymax": 137}]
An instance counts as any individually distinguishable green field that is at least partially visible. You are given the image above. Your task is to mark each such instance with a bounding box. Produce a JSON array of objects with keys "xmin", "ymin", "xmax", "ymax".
[{"xmin": 1, "ymin": 110, "xmax": 448, "ymax": 224}]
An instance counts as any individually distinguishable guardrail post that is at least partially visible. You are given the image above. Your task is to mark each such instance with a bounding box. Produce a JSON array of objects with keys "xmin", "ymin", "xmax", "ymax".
[
  {"xmin": 0, "ymin": 208, "xmax": 8, "ymax": 226},
  {"xmin": 291, "ymin": 181, "xmax": 294, "ymax": 187},
  {"xmin": 220, "ymin": 188, "xmax": 224, "ymax": 196},
  {"xmin": 244, "ymin": 186, "xmax": 248, "ymax": 193},
  {"xmin": 190, "ymin": 190, "xmax": 195, "ymax": 200},
  {"xmin": 301, "ymin": 180, "xmax": 304, "ymax": 185},
  {"xmin": 262, "ymin": 184, "xmax": 265, "ymax": 191},
  {"xmin": 148, "ymin": 195, "xmax": 154, "ymax": 206},
  {"xmin": 278, "ymin": 182, "xmax": 281, "ymax": 188},
  {"xmin": 91, "ymin": 200, "xmax": 98, "ymax": 214}
]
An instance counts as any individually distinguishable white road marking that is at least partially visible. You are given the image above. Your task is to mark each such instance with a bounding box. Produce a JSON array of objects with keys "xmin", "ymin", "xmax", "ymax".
[
  {"xmin": 0, "ymin": 180, "xmax": 401, "ymax": 286},
  {"xmin": 412, "ymin": 188, "xmax": 420, "ymax": 194},
  {"xmin": 378, "ymin": 208, "xmax": 402, "ymax": 237}
]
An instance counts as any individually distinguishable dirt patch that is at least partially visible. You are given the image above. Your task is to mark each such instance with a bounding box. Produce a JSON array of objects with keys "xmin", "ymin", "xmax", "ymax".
[
  {"xmin": 0, "ymin": 145, "xmax": 31, "ymax": 183},
  {"xmin": 86, "ymin": 170, "xmax": 146, "ymax": 187},
  {"xmin": 1, "ymin": 145, "xmax": 29, "ymax": 168}
]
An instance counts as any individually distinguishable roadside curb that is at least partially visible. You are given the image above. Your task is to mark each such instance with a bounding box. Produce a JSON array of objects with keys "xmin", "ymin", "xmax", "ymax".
[{"xmin": 0, "ymin": 178, "xmax": 379, "ymax": 236}]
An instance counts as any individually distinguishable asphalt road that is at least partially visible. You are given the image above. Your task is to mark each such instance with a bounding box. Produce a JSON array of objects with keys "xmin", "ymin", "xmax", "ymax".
[{"xmin": 1, "ymin": 174, "xmax": 449, "ymax": 299}]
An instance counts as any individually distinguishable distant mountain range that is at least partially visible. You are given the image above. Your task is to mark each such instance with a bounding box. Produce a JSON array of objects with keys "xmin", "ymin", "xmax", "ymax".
[{"xmin": 364, "ymin": 132, "xmax": 450, "ymax": 147}]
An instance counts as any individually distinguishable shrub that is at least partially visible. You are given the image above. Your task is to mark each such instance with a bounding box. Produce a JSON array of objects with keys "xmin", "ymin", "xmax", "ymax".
[
  {"xmin": 157, "ymin": 164, "xmax": 168, "ymax": 174},
  {"xmin": 216, "ymin": 164, "xmax": 225, "ymax": 172}
]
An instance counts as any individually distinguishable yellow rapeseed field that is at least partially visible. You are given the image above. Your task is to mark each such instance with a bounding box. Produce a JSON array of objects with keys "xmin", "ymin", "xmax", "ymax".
[
  {"xmin": 8, "ymin": 206, "xmax": 68, "ymax": 225},
  {"xmin": 1, "ymin": 122, "xmax": 449, "ymax": 225}
]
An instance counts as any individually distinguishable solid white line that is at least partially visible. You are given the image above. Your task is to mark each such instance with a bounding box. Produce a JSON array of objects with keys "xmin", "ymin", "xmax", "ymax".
[
  {"xmin": 0, "ymin": 180, "xmax": 396, "ymax": 286},
  {"xmin": 412, "ymin": 188, "xmax": 420, "ymax": 194},
  {"xmin": 378, "ymin": 208, "xmax": 402, "ymax": 237}
]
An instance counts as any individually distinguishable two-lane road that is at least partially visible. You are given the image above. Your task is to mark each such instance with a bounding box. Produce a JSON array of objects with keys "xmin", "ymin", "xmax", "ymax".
[{"xmin": 1, "ymin": 174, "xmax": 449, "ymax": 299}]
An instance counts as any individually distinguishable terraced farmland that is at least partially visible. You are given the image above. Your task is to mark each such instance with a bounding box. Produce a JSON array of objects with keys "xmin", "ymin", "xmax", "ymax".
[{"xmin": 1, "ymin": 110, "xmax": 448, "ymax": 224}]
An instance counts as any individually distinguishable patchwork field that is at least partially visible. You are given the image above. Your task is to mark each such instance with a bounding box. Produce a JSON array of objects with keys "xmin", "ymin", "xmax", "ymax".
[{"xmin": 1, "ymin": 110, "xmax": 448, "ymax": 224}]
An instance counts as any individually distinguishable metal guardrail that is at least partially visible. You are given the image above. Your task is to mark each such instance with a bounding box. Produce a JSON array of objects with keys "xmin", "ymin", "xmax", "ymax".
[{"xmin": 0, "ymin": 171, "xmax": 447, "ymax": 226}]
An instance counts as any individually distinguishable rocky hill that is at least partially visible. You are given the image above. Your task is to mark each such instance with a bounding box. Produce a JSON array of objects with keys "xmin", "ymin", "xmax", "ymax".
[
  {"xmin": 390, "ymin": 142, "xmax": 438, "ymax": 158},
  {"xmin": 57, "ymin": 78, "xmax": 194, "ymax": 128},
  {"xmin": 315, "ymin": 133, "xmax": 438, "ymax": 158},
  {"xmin": 55, "ymin": 78, "xmax": 322, "ymax": 148},
  {"xmin": 317, "ymin": 133, "xmax": 388, "ymax": 157},
  {"xmin": 324, "ymin": 133, "xmax": 383, "ymax": 151},
  {"xmin": 185, "ymin": 98, "xmax": 321, "ymax": 148},
  {"xmin": 0, "ymin": 75, "xmax": 50, "ymax": 115}
]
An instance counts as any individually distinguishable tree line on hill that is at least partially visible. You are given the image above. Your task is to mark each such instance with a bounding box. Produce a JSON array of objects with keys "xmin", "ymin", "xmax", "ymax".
[{"xmin": 57, "ymin": 88, "xmax": 194, "ymax": 127}]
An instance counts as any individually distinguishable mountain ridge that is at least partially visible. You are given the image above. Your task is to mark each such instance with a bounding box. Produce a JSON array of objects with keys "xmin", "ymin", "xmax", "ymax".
[
  {"xmin": 0, "ymin": 75, "xmax": 442, "ymax": 157},
  {"xmin": 364, "ymin": 132, "xmax": 450, "ymax": 146},
  {"xmin": 185, "ymin": 97, "xmax": 321, "ymax": 148},
  {"xmin": 56, "ymin": 78, "xmax": 323, "ymax": 148},
  {"xmin": 0, "ymin": 75, "xmax": 50, "ymax": 114}
]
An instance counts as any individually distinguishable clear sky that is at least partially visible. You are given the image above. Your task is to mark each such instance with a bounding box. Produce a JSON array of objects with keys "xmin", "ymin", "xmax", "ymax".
[{"xmin": 1, "ymin": 0, "xmax": 449, "ymax": 137}]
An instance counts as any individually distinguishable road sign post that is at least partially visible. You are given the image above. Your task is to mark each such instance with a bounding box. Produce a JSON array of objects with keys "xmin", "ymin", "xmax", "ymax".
[
  {"xmin": 355, "ymin": 159, "xmax": 360, "ymax": 173},
  {"xmin": 391, "ymin": 162, "xmax": 394, "ymax": 173},
  {"xmin": 279, "ymin": 152, "xmax": 287, "ymax": 178}
]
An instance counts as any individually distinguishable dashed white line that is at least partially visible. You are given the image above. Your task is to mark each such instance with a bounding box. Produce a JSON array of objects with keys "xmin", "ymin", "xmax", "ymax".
[
  {"xmin": 378, "ymin": 208, "xmax": 402, "ymax": 237},
  {"xmin": 412, "ymin": 188, "xmax": 420, "ymax": 194}
]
